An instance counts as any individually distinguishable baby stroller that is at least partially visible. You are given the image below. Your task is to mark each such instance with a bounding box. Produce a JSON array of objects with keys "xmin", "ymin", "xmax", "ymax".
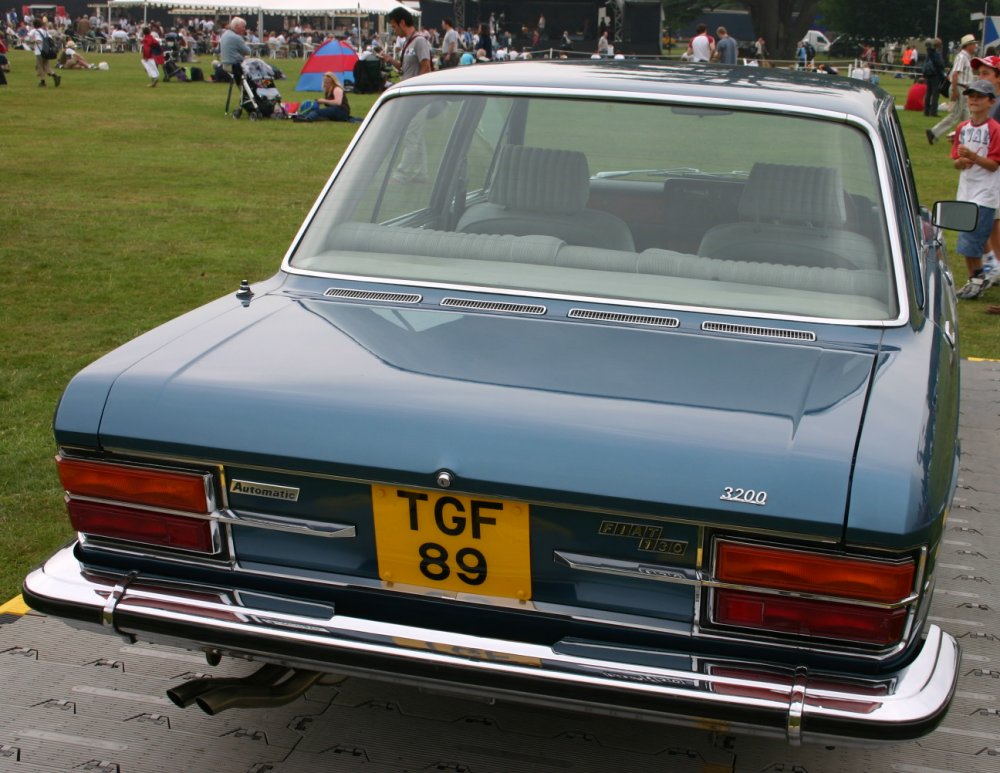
[
  {"xmin": 163, "ymin": 45, "xmax": 187, "ymax": 83},
  {"xmin": 232, "ymin": 58, "xmax": 281, "ymax": 120}
]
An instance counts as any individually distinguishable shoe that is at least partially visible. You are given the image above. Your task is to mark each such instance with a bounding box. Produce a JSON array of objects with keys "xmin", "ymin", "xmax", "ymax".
[
  {"xmin": 956, "ymin": 273, "xmax": 995, "ymax": 300},
  {"xmin": 38, "ymin": 79, "xmax": 45, "ymax": 87},
  {"xmin": 926, "ymin": 128, "xmax": 935, "ymax": 145},
  {"xmin": 53, "ymin": 73, "xmax": 60, "ymax": 87}
]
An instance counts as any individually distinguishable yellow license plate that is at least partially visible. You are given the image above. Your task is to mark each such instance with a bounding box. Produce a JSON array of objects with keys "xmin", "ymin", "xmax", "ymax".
[{"xmin": 371, "ymin": 485, "xmax": 532, "ymax": 600}]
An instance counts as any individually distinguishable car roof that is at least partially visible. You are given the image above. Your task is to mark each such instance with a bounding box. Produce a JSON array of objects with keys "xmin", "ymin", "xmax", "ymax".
[{"xmin": 394, "ymin": 60, "xmax": 890, "ymax": 126}]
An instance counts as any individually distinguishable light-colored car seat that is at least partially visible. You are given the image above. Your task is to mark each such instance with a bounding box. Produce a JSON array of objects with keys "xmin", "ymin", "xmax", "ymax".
[
  {"xmin": 458, "ymin": 145, "xmax": 635, "ymax": 252},
  {"xmin": 698, "ymin": 162, "xmax": 878, "ymax": 270}
]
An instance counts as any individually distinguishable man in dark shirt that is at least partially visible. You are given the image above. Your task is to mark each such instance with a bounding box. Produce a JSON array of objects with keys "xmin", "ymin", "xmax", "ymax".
[{"xmin": 715, "ymin": 26, "xmax": 737, "ymax": 65}]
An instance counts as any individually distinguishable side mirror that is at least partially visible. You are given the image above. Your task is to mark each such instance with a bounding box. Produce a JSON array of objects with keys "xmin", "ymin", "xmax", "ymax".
[{"xmin": 932, "ymin": 200, "xmax": 979, "ymax": 232}]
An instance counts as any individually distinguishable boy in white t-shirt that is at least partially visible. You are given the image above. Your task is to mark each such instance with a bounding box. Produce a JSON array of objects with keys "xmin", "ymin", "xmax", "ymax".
[{"xmin": 952, "ymin": 79, "xmax": 1000, "ymax": 299}]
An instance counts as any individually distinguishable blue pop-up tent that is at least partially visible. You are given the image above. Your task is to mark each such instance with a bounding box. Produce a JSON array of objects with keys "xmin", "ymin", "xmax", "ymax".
[
  {"xmin": 986, "ymin": 17, "xmax": 1000, "ymax": 51},
  {"xmin": 296, "ymin": 38, "xmax": 359, "ymax": 91}
]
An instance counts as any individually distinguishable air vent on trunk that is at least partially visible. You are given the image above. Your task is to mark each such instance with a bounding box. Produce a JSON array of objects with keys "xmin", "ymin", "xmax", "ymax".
[
  {"xmin": 568, "ymin": 309, "xmax": 680, "ymax": 328},
  {"xmin": 702, "ymin": 322, "xmax": 816, "ymax": 342},
  {"xmin": 324, "ymin": 288, "xmax": 422, "ymax": 303},
  {"xmin": 440, "ymin": 298, "xmax": 546, "ymax": 315}
]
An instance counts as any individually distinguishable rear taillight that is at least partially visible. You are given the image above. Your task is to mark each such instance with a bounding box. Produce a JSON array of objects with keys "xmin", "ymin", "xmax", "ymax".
[
  {"xmin": 716, "ymin": 541, "xmax": 914, "ymax": 603},
  {"xmin": 67, "ymin": 500, "xmax": 216, "ymax": 553},
  {"xmin": 714, "ymin": 589, "xmax": 908, "ymax": 646},
  {"xmin": 57, "ymin": 455, "xmax": 217, "ymax": 554},
  {"xmin": 712, "ymin": 540, "xmax": 916, "ymax": 647},
  {"xmin": 57, "ymin": 456, "xmax": 212, "ymax": 513}
]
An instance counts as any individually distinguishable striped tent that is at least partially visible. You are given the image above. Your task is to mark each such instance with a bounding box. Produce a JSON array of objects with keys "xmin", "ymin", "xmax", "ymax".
[{"xmin": 296, "ymin": 38, "xmax": 358, "ymax": 90}]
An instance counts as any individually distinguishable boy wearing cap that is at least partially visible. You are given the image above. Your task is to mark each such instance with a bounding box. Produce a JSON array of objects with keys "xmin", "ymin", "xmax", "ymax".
[
  {"xmin": 971, "ymin": 55, "xmax": 1000, "ymax": 281},
  {"xmin": 952, "ymin": 78, "xmax": 1000, "ymax": 299},
  {"xmin": 928, "ymin": 33, "xmax": 978, "ymax": 144}
]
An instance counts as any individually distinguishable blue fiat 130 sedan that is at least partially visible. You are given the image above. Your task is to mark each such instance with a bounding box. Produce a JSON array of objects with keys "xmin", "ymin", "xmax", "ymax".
[{"xmin": 25, "ymin": 61, "xmax": 971, "ymax": 745}]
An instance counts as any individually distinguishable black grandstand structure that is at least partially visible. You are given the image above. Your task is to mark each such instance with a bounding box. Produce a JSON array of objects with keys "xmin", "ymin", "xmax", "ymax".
[{"xmin": 418, "ymin": 0, "xmax": 663, "ymax": 56}]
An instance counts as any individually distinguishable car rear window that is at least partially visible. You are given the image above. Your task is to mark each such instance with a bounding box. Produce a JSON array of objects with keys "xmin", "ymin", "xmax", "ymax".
[{"xmin": 291, "ymin": 93, "xmax": 897, "ymax": 321}]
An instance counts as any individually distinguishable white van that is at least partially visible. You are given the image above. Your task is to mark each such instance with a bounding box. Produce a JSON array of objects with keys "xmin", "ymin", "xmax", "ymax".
[{"xmin": 805, "ymin": 30, "xmax": 832, "ymax": 53}]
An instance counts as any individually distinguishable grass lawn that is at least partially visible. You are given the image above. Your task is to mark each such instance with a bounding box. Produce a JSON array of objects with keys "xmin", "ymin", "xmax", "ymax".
[{"xmin": 0, "ymin": 54, "xmax": 995, "ymax": 600}]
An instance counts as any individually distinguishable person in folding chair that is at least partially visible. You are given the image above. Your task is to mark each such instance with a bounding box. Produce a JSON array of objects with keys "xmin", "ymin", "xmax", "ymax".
[{"xmin": 221, "ymin": 16, "xmax": 250, "ymax": 114}]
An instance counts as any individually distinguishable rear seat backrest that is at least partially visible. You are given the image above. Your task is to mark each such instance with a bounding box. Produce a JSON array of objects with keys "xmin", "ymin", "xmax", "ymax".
[
  {"xmin": 698, "ymin": 163, "xmax": 880, "ymax": 270},
  {"xmin": 457, "ymin": 145, "xmax": 636, "ymax": 251},
  {"xmin": 738, "ymin": 163, "xmax": 847, "ymax": 227},
  {"xmin": 327, "ymin": 222, "xmax": 565, "ymax": 265},
  {"xmin": 323, "ymin": 223, "xmax": 886, "ymax": 299}
]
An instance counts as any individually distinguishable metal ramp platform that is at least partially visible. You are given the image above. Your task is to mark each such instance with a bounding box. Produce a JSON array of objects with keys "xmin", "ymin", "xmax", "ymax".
[{"xmin": 1, "ymin": 359, "xmax": 997, "ymax": 773}]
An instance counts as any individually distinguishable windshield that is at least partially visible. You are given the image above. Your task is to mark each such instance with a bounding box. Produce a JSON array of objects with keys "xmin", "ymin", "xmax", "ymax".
[{"xmin": 290, "ymin": 93, "xmax": 897, "ymax": 321}]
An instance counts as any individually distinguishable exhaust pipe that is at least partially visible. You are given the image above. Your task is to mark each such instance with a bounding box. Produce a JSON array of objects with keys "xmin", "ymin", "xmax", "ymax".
[
  {"xmin": 166, "ymin": 662, "xmax": 291, "ymax": 708},
  {"xmin": 195, "ymin": 668, "xmax": 323, "ymax": 715}
]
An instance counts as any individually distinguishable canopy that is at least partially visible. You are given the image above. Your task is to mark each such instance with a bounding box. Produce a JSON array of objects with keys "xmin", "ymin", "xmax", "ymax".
[
  {"xmin": 107, "ymin": 0, "xmax": 415, "ymax": 14},
  {"xmin": 261, "ymin": 0, "xmax": 413, "ymax": 13},
  {"xmin": 296, "ymin": 36, "xmax": 357, "ymax": 89},
  {"xmin": 986, "ymin": 16, "xmax": 1000, "ymax": 51}
]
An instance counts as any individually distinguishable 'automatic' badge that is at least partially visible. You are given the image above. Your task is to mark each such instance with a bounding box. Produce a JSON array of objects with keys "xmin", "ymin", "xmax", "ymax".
[{"xmin": 229, "ymin": 479, "xmax": 300, "ymax": 502}]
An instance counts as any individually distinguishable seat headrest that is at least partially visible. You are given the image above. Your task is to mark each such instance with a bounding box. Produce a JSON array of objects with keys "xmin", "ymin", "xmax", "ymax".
[
  {"xmin": 738, "ymin": 163, "xmax": 847, "ymax": 228},
  {"xmin": 488, "ymin": 145, "xmax": 591, "ymax": 215}
]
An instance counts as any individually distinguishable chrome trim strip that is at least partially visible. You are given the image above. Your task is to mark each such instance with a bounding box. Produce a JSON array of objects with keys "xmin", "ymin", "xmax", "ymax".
[
  {"xmin": 440, "ymin": 297, "xmax": 547, "ymax": 315},
  {"xmin": 555, "ymin": 551, "xmax": 703, "ymax": 585},
  {"xmin": 24, "ymin": 545, "xmax": 960, "ymax": 745},
  {"xmin": 218, "ymin": 509, "xmax": 357, "ymax": 539},
  {"xmin": 704, "ymin": 582, "xmax": 920, "ymax": 610},
  {"xmin": 66, "ymin": 493, "xmax": 218, "ymax": 522},
  {"xmin": 324, "ymin": 287, "xmax": 422, "ymax": 303},
  {"xmin": 568, "ymin": 308, "xmax": 680, "ymax": 328},
  {"xmin": 701, "ymin": 322, "xmax": 816, "ymax": 342}
]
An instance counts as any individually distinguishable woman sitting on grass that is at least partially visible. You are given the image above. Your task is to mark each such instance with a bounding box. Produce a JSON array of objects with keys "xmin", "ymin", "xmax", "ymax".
[
  {"xmin": 294, "ymin": 72, "xmax": 351, "ymax": 122},
  {"xmin": 59, "ymin": 40, "xmax": 96, "ymax": 69}
]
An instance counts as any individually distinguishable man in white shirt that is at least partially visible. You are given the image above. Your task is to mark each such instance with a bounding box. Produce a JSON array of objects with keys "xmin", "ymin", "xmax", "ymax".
[
  {"xmin": 929, "ymin": 34, "xmax": 978, "ymax": 144},
  {"xmin": 687, "ymin": 24, "xmax": 714, "ymax": 63}
]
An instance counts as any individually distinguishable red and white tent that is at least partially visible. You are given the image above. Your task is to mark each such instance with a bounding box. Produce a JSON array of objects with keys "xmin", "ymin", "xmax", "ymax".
[{"xmin": 296, "ymin": 36, "xmax": 357, "ymax": 90}]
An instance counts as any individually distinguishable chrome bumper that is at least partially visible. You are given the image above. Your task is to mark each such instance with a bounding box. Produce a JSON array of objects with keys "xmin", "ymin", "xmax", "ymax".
[{"xmin": 24, "ymin": 545, "xmax": 959, "ymax": 746}]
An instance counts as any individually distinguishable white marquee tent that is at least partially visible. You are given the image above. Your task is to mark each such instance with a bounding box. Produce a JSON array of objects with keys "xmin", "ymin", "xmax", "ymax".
[{"xmin": 105, "ymin": 0, "xmax": 415, "ymax": 31}]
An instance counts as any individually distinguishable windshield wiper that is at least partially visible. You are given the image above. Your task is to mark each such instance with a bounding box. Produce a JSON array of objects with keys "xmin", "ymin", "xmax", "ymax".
[{"xmin": 593, "ymin": 168, "xmax": 748, "ymax": 180}]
